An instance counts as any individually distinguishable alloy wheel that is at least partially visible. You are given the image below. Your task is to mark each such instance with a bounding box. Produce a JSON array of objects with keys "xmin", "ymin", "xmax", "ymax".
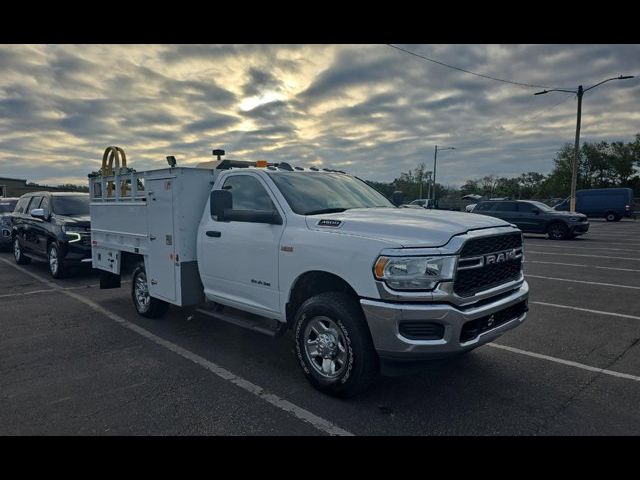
[{"xmin": 303, "ymin": 316, "xmax": 349, "ymax": 379}]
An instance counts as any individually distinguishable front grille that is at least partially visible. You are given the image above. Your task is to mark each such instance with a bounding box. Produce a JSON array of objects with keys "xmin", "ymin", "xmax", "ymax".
[
  {"xmin": 399, "ymin": 322, "xmax": 445, "ymax": 341},
  {"xmin": 454, "ymin": 232, "xmax": 523, "ymax": 297},
  {"xmin": 460, "ymin": 300, "xmax": 528, "ymax": 343},
  {"xmin": 459, "ymin": 232, "xmax": 522, "ymax": 257}
]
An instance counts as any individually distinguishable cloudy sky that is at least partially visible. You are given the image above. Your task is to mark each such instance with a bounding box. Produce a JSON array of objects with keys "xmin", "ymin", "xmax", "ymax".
[{"xmin": 0, "ymin": 44, "xmax": 638, "ymax": 187}]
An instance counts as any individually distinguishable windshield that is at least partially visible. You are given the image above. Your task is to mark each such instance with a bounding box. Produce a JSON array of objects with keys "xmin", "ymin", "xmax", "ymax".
[
  {"xmin": 0, "ymin": 200, "xmax": 17, "ymax": 213},
  {"xmin": 267, "ymin": 172, "xmax": 394, "ymax": 215},
  {"xmin": 51, "ymin": 196, "xmax": 90, "ymax": 215},
  {"xmin": 528, "ymin": 201, "xmax": 555, "ymax": 212}
]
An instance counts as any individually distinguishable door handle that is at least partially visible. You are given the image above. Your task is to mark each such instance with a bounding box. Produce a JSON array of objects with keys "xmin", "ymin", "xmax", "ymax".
[{"xmin": 206, "ymin": 231, "xmax": 221, "ymax": 238}]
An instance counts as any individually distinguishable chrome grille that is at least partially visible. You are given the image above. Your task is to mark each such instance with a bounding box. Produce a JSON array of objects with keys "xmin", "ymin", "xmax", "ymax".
[{"xmin": 454, "ymin": 232, "xmax": 523, "ymax": 297}]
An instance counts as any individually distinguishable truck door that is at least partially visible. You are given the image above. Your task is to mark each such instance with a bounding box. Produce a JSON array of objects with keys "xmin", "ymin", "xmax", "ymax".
[
  {"xmin": 145, "ymin": 178, "xmax": 176, "ymax": 302},
  {"xmin": 24, "ymin": 196, "xmax": 43, "ymax": 254},
  {"xmin": 199, "ymin": 173, "xmax": 284, "ymax": 317}
]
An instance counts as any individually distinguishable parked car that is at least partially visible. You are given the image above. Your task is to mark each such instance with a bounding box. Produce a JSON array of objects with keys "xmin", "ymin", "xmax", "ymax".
[
  {"xmin": 553, "ymin": 188, "xmax": 634, "ymax": 221},
  {"xmin": 11, "ymin": 192, "xmax": 91, "ymax": 278},
  {"xmin": 0, "ymin": 197, "xmax": 19, "ymax": 250},
  {"xmin": 474, "ymin": 199, "xmax": 589, "ymax": 240},
  {"xmin": 408, "ymin": 198, "xmax": 434, "ymax": 208}
]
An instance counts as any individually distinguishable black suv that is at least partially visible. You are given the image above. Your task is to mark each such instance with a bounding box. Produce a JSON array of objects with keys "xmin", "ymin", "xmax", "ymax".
[
  {"xmin": 1, "ymin": 197, "xmax": 19, "ymax": 250},
  {"xmin": 473, "ymin": 199, "xmax": 589, "ymax": 240},
  {"xmin": 11, "ymin": 192, "xmax": 91, "ymax": 277}
]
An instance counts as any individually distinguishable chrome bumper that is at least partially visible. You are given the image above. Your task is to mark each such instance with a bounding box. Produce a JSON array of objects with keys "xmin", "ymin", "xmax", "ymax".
[{"xmin": 361, "ymin": 281, "xmax": 529, "ymax": 360}]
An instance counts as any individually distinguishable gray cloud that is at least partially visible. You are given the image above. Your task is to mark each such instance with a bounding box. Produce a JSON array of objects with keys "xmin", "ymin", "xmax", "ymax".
[{"xmin": 0, "ymin": 44, "xmax": 638, "ymax": 188}]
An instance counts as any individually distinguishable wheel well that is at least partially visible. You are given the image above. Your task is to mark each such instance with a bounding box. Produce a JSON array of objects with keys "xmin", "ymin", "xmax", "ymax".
[
  {"xmin": 121, "ymin": 252, "xmax": 144, "ymax": 274},
  {"xmin": 286, "ymin": 271, "xmax": 359, "ymax": 328},
  {"xmin": 546, "ymin": 220, "xmax": 566, "ymax": 232}
]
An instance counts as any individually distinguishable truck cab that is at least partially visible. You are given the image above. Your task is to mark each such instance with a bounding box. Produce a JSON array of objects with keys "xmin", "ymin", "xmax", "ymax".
[{"xmin": 90, "ymin": 151, "xmax": 529, "ymax": 397}]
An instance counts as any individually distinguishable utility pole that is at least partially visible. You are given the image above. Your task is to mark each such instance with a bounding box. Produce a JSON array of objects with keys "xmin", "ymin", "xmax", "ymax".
[
  {"xmin": 432, "ymin": 145, "xmax": 455, "ymax": 207},
  {"xmin": 571, "ymin": 85, "xmax": 583, "ymax": 212},
  {"xmin": 534, "ymin": 75, "xmax": 634, "ymax": 212}
]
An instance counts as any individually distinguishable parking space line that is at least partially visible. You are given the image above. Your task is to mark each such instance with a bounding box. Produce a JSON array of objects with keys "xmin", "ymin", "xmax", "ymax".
[
  {"xmin": 488, "ymin": 343, "xmax": 640, "ymax": 383},
  {"xmin": 527, "ymin": 245, "xmax": 640, "ymax": 253},
  {"xmin": 530, "ymin": 300, "xmax": 640, "ymax": 321},
  {"xmin": 0, "ymin": 258, "xmax": 353, "ymax": 437},
  {"xmin": 526, "ymin": 250, "xmax": 640, "ymax": 261},
  {"xmin": 525, "ymin": 274, "xmax": 640, "ymax": 290},
  {"xmin": 0, "ymin": 281, "xmax": 131, "ymax": 299},
  {"xmin": 525, "ymin": 260, "xmax": 640, "ymax": 273}
]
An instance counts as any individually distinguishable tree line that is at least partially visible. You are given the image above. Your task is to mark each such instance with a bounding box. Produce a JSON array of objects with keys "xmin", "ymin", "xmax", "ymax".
[{"xmin": 366, "ymin": 134, "xmax": 640, "ymax": 203}]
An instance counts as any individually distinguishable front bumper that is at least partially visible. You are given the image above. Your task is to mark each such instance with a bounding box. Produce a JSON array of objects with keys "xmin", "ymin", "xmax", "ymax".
[
  {"xmin": 361, "ymin": 281, "xmax": 529, "ymax": 361},
  {"xmin": 60, "ymin": 240, "xmax": 92, "ymax": 263},
  {"xmin": 569, "ymin": 221, "xmax": 589, "ymax": 235}
]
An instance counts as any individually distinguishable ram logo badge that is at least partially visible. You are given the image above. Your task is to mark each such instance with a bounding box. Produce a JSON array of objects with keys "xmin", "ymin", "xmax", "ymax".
[{"xmin": 484, "ymin": 249, "xmax": 517, "ymax": 265}]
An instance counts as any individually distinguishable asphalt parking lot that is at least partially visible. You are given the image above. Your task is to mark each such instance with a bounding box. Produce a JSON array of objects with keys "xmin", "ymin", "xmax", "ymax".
[{"xmin": 1, "ymin": 218, "xmax": 639, "ymax": 435}]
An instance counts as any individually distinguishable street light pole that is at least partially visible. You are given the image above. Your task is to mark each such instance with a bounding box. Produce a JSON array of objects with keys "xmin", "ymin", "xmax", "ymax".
[
  {"xmin": 432, "ymin": 145, "xmax": 455, "ymax": 207},
  {"xmin": 432, "ymin": 145, "xmax": 438, "ymax": 205},
  {"xmin": 534, "ymin": 75, "xmax": 634, "ymax": 212}
]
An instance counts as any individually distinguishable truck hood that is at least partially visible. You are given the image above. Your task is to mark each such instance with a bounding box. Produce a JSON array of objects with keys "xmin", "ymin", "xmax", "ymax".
[
  {"xmin": 55, "ymin": 214, "xmax": 91, "ymax": 228},
  {"xmin": 305, "ymin": 208, "xmax": 512, "ymax": 248}
]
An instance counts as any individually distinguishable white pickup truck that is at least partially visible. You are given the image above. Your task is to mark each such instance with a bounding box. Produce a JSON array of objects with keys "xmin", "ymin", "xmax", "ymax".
[{"xmin": 89, "ymin": 151, "xmax": 529, "ymax": 397}]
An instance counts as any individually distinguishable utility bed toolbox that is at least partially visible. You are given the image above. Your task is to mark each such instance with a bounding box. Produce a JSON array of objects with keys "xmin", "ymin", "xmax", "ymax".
[{"xmin": 90, "ymin": 167, "xmax": 216, "ymax": 306}]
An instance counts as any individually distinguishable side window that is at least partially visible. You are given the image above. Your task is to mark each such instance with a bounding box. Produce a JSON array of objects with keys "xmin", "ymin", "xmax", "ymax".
[
  {"xmin": 15, "ymin": 197, "xmax": 28, "ymax": 213},
  {"xmin": 476, "ymin": 202, "xmax": 494, "ymax": 212},
  {"xmin": 494, "ymin": 202, "xmax": 517, "ymax": 212},
  {"xmin": 222, "ymin": 175, "xmax": 276, "ymax": 212},
  {"xmin": 518, "ymin": 202, "xmax": 537, "ymax": 213},
  {"xmin": 27, "ymin": 196, "xmax": 43, "ymax": 212},
  {"xmin": 40, "ymin": 197, "xmax": 50, "ymax": 216}
]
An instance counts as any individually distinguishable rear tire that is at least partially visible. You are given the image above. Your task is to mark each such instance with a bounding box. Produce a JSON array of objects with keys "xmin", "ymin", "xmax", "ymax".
[
  {"xmin": 13, "ymin": 237, "xmax": 30, "ymax": 265},
  {"xmin": 131, "ymin": 263, "xmax": 169, "ymax": 318},
  {"xmin": 605, "ymin": 211, "xmax": 618, "ymax": 222},
  {"xmin": 547, "ymin": 222, "xmax": 569, "ymax": 240},
  {"xmin": 293, "ymin": 292, "xmax": 379, "ymax": 398}
]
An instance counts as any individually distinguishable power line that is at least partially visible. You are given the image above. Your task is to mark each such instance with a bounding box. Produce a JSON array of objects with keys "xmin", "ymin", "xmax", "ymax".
[
  {"xmin": 386, "ymin": 44, "xmax": 554, "ymax": 90},
  {"xmin": 498, "ymin": 94, "xmax": 576, "ymax": 135}
]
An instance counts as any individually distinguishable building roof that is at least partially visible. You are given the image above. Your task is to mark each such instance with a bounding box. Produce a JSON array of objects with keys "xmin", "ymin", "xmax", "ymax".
[{"xmin": 0, "ymin": 177, "xmax": 27, "ymax": 183}]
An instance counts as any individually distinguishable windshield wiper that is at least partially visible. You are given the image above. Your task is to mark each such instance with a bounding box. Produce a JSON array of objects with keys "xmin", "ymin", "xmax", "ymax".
[{"xmin": 304, "ymin": 207, "xmax": 349, "ymax": 216}]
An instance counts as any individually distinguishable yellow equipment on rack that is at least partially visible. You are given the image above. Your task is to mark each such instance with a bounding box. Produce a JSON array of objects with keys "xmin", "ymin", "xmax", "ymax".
[{"xmin": 101, "ymin": 146, "xmax": 128, "ymax": 197}]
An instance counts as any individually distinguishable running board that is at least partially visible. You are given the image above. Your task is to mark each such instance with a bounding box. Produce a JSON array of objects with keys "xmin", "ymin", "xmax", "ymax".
[{"xmin": 194, "ymin": 306, "xmax": 286, "ymax": 337}]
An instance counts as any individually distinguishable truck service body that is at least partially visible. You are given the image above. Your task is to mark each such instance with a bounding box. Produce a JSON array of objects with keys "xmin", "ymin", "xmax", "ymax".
[{"xmin": 89, "ymin": 155, "xmax": 529, "ymax": 396}]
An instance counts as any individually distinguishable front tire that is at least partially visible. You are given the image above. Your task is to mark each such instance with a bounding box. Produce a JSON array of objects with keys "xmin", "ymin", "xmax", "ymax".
[
  {"xmin": 48, "ymin": 243, "xmax": 66, "ymax": 278},
  {"xmin": 294, "ymin": 292, "xmax": 378, "ymax": 398},
  {"xmin": 131, "ymin": 263, "xmax": 169, "ymax": 318},
  {"xmin": 547, "ymin": 222, "xmax": 569, "ymax": 240},
  {"xmin": 13, "ymin": 237, "xmax": 30, "ymax": 265}
]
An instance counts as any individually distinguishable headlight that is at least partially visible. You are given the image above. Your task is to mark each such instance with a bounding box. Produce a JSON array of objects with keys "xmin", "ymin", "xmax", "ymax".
[
  {"xmin": 374, "ymin": 255, "xmax": 457, "ymax": 291},
  {"xmin": 62, "ymin": 225, "xmax": 84, "ymax": 242}
]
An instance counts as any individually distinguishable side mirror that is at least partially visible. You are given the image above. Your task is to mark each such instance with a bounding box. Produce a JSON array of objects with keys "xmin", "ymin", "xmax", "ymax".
[
  {"xmin": 31, "ymin": 208, "xmax": 45, "ymax": 219},
  {"xmin": 532, "ymin": 208, "xmax": 540, "ymax": 215},
  {"xmin": 211, "ymin": 190, "xmax": 232, "ymax": 221}
]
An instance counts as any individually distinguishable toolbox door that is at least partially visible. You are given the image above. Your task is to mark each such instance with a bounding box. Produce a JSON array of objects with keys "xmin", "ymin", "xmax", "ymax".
[{"xmin": 145, "ymin": 177, "xmax": 176, "ymax": 302}]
